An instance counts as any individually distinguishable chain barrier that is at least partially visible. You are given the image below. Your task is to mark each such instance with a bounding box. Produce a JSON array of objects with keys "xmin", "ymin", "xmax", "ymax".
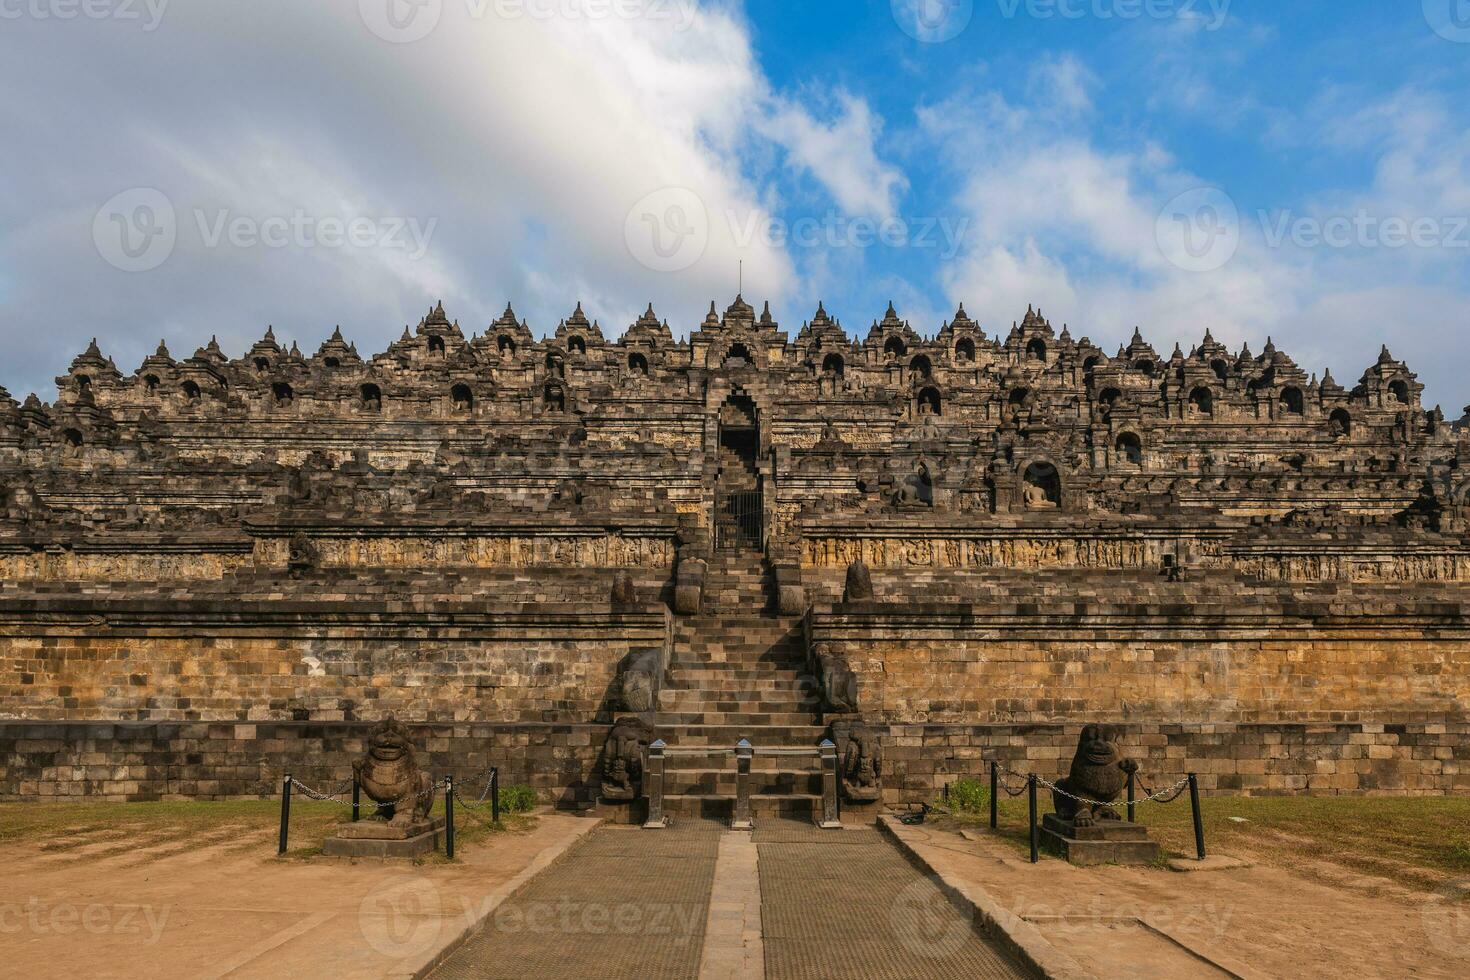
[{"xmin": 999, "ymin": 766, "xmax": 1190, "ymax": 810}]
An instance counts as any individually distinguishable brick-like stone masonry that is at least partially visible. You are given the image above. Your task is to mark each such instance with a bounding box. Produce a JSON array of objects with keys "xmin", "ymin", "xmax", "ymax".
[{"xmin": 2, "ymin": 296, "xmax": 1468, "ymax": 802}]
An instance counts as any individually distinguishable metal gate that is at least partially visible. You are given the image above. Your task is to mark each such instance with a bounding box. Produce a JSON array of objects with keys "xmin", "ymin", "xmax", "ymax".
[{"xmin": 716, "ymin": 490, "xmax": 763, "ymax": 551}]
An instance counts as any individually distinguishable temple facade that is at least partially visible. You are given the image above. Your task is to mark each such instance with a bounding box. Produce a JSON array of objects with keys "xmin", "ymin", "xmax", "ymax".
[{"xmin": 3, "ymin": 296, "xmax": 1468, "ymax": 807}]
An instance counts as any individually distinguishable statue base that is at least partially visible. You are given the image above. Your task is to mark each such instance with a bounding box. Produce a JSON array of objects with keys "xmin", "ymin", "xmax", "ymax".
[
  {"xmin": 322, "ymin": 816, "xmax": 445, "ymax": 858},
  {"xmin": 839, "ymin": 797, "xmax": 883, "ymax": 824},
  {"xmin": 1040, "ymin": 813, "xmax": 1161, "ymax": 866},
  {"xmin": 594, "ymin": 797, "xmax": 648, "ymax": 825}
]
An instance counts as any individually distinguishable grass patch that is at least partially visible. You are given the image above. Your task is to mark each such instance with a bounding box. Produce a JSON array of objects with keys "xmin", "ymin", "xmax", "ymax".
[{"xmin": 930, "ymin": 793, "xmax": 1470, "ymax": 890}]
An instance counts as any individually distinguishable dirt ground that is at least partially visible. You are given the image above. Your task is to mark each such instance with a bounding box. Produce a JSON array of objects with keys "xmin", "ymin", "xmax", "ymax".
[
  {"xmin": 1, "ymin": 807, "xmax": 595, "ymax": 979},
  {"xmin": 890, "ymin": 816, "xmax": 1470, "ymax": 979}
]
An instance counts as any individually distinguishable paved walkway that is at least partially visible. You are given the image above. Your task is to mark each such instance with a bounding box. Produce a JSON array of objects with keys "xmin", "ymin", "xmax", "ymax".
[{"xmin": 433, "ymin": 820, "xmax": 1026, "ymax": 980}]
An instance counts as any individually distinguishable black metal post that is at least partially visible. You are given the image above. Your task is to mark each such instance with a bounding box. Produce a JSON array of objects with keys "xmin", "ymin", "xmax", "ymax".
[
  {"xmin": 445, "ymin": 775, "xmax": 455, "ymax": 860},
  {"xmin": 1027, "ymin": 773, "xmax": 1038, "ymax": 864},
  {"xmin": 352, "ymin": 774, "xmax": 360, "ymax": 823},
  {"xmin": 1127, "ymin": 769, "xmax": 1136, "ymax": 823},
  {"xmin": 1188, "ymin": 773, "xmax": 1206, "ymax": 860},
  {"xmin": 277, "ymin": 773, "xmax": 292, "ymax": 856},
  {"xmin": 491, "ymin": 767, "xmax": 500, "ymax": 824},
  {"xmin": 989, "ymin": 762, "xmax": 998, "ymax": 830}
]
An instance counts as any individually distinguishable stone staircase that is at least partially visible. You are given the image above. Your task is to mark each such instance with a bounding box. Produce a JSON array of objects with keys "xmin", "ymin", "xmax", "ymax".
[{"xmin": 656, "ymin": 551, "xmax": 830, "ymax": 821}]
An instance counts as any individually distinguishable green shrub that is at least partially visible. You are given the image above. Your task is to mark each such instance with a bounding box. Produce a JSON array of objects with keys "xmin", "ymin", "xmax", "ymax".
[
  {"xmin": 498, "ymin": 784, "xmax": 538, "ymax": 814},
  {"xmin": 945, "ymin": 778, "xmax": 990, "ymax": 814}
]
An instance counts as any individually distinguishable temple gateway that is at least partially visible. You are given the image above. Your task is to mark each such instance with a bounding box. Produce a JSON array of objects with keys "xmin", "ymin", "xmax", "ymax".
[{"xmin": 3, "ymin": 295, "xmax": 1468, "ymax": 810}]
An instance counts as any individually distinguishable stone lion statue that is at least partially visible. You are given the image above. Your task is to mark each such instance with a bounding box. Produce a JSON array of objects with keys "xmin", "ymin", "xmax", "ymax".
[
  {"xmin": 1051, "ymin": 724, "xmax": 1138, "ymax": 828},
  {"xmin": 353, "ymin": 714, "xmax": 434, "ymax": 825}
]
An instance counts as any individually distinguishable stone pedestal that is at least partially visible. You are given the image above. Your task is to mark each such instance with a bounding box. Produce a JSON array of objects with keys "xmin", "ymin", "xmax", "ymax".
[
  {"xmin": 1040, "ymin": 814, "xmax": 1160, "ymax": 866},
  {"xmin": 322, "ymin": 816, "xmax": 445, "ymax": 858},
  {"xmin": 594, "ymin": 797, "xmax": 648, "ymax": 825},
  {"xmin": 839, "ymin": 798, "xmax": 883, "ymax": 824}
]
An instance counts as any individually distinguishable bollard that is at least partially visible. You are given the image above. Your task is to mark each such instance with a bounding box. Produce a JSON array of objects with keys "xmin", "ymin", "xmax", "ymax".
[
  {"xmin": 352, "ymin": 774, "xmax": 360, "ymax": 823},
  {"xmin": 1127, "ymin": 769, "xmax": 1136, "ymax": 824},
  {"xmin": 643, "ymin": 740, "xmax": 668, "ymax": 828},
  {"xmin": 989, "ymin": 761, "xmax": 998, "ymax": 830},
  {"xmin": 445, "ymin": 775, "xmax": 455, "ymax": 860},
  {"xmin": 818, "ymin": 739, "xmax": 841, "ymax": 829},
  {"xmin": 1189, "ymin": 773, "xmax": 1206, "ymax": 860},
  {"xmin": 490, "ymin": 767, "xmax": 500, "ymax": 824},
  {"xmin": 733, "ymin": 739, "xmax": 753, "ymax": 830},
  {"xmin": 278, "ymin": 773, "xmax": 292, "ymax": 856},
  {"xmin": 1027, "ymin": 773, "xmax": 1038, "ymax": 864}
]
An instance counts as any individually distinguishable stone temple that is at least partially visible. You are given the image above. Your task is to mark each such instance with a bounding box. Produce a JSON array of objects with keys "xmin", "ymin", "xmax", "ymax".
[{"xmin": 3, "ymin": 295, "xmax": 1468, "ymax": 811}]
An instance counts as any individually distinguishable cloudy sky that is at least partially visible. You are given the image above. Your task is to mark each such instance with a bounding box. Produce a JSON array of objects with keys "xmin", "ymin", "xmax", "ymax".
[{"xmin": 2, "ymin": 1, "xmax": 1468, "ymax": 408}]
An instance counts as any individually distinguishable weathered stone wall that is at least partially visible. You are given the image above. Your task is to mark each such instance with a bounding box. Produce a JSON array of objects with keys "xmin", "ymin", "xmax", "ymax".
[
  {"xmin": 0, "ymin": 720, "xmax": 609, "ymax": 805},
  {"xmin": 810, "ymin": 601, "xmax": 1470, "ymax": 726},
  {"xmin": 868, "ymin": 722, "xmax": 1470, "ymax": 805},
  {"xmin": 0, "ymin": 597, "xmax": 670, "ymax": 726}
]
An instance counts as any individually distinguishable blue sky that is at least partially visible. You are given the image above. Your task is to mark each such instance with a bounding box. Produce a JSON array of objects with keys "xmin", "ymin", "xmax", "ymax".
[{"xmin": 2, "ymin": 0, "xmax": 1468, "ymax": 408}]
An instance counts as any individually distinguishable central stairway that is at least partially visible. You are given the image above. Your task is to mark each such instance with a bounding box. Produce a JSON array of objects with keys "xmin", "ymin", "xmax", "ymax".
[{"xmin": 656, "ymin": 551, "xmax": 831, "ymax": 821}]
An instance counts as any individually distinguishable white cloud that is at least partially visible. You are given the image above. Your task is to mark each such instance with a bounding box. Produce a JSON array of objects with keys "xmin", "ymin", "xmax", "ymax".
[
  {"xmin": 759, "ymin": 90, "xmax": 908, "ymax": 221},
  {"xmin": 0, "ymin": 1, "xmax": 900, "ymax": 398},
  {"xmin": 917, "ymin": 60, "xmax": 1470, "ymax": 407}
]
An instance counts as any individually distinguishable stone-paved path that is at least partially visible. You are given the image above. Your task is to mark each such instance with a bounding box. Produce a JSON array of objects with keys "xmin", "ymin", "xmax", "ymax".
[
  {"xmin": 754, "ymin": 822, "xmax": 1025, "ymax": 980},
  {"xmin": 434, "ymin": 820, "xmax": 721, "ymax": 980},
  {"xmin": 433, "ymin": 819, "xmax": 1025, "ymax": 980}
]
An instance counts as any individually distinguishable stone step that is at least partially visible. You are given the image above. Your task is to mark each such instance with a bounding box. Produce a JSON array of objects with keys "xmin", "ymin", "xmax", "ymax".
[
  {"xmin": 665, "ymin": 668, "xmax": 808, "ymax": 684},
  {"xmin": 661, "ymin": 792, "xmax": 822, "ymax": 820},
  {"xmin": 660, "ymin": 687, "xmax": 813, "ymax": 705},
  {"xmin": 662, "ymin": 685, "xmax": 813, "ymax": 703},
  {"xmin": 661, "ymin": 724, "xmax": 830, "ymax": 747},
  {"xmin": 659, "ymin": 710, "xmax": 822, "ymax": 726},
  {"xmin": 664, "ymin": 769, "xmax": 825, "ymax": 796}
]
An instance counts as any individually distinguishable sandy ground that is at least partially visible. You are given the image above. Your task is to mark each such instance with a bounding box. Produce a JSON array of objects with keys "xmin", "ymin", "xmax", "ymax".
[
  {"xmin": 1, "ymin": 810, "xmax": 596, "ymax": 980},
  {"xmin": 887, "ymin": 819, "xmax": 1470, "ymax": 979}
]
